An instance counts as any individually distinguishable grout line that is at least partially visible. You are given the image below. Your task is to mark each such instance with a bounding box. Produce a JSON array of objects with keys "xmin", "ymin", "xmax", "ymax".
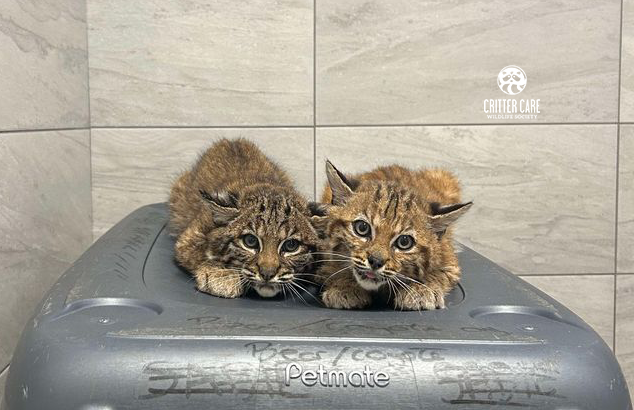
[
  {"xmin": 613, "ymin": 0, "xmax": 624, "ymax": 353},
  {"xmin": 316, "ymin": 122, "xmax": 619, "ymax": 127},
  {"xmin": 88, "ymin": 127, "xmax": 94, "ymax": 243},
  {"xmin": 313, "ymin": 128, "xmax": 317, "ymax": 201},
  {"xmin": 2, "ymin": 122, "xmax": 620, "ymax": 136},
  {"xmin": 517, "ymin": 272, "xmax": 620, "ymax": 277},
  {"xmin": 84, "ymin": 122, "xmax": 624, "ymax": 131},
  {"xmin": 91, "ymin": 125, "xmax": 315, "ymax": 130},
  {"xmin": 2, "ymin": 121, "xmax": 631, "ymax": 135},
  {"xmin": 614, "ymin": 134, "xmax": 620, "ymax": 353},
  {"xmin": 85, "ymin": 0, "xmax": 94, "ymax": 244},
  {"xmin": 313, "ymin": 0, "xmax": 317, "ymax": 201},
  {"xmin": 0, "ymin": 127, "xmax": 88, "ymax": 135},
  {"xmin": 614, "ymin": 275, "xmax": 619, "ymax": 352}
]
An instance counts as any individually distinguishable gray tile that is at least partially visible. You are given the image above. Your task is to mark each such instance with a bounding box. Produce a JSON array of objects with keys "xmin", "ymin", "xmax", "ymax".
[
  {"xmin": 317, "ymin": 0, "xmax": 620, "ymax": 124},
  {"xmin": 618, "ymin": 126, "xmax": 634, "ymax": 273},
  {"xmin": 522, "ymin": 275, "xmax": 614, "ymax": 347},
  {"xmin": 0, "ymin": 130, "xmax": 92, "ymax": 370},
  {"xmin": 0, "ymin": 366, "xmax": 6, "ymax": 409},
  {"xmin": 616, "ymin": 275, "xmax": 634, "ymax": 404},
  {"xmin": 0, "ymin": 0, "xmax": 88, "ymax": 130},
  {"xmin": 88, "ymin": 0, "xmax": 313, "ymax": 126},
  {"xmin": 316, "ymin": 125, "xmax": 616, "ymax": 274},
  {"xmin": 621, "ymin": 0, "xmax": 634, "ymax": 121},
  {"xmin": 92, "ymin": 128, "xmax": 315, "ymax": 238}
]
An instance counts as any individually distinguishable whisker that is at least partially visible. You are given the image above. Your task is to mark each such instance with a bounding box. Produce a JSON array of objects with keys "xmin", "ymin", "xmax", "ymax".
[
  {"xmin": 386, "ymin": 277, "xmax": 395, "ymax": 302},
  {"xmin": 391, "ymin": 275, "xmax": 422, "ymax": 312},
  {"xmin": 283, "ymin": 283, "xmax": 295, "ymax": 302},
  {"xmin": 295, "ymin": 258, "xmax": 351, "ymax": 269},
  {"xmin": 310, "ymin": 252, "xmax": 353, "ymax": 258},
  {"xmin": 286, "ymin": 283, "xmax": 309, "ymax": 306},
  {"xmin": 290, "ymin": 281, "xmax": 321, "ymax": 304},
  {"xmin": 323, "ymin": 264, "xmax": 353, "ymax": 283},
  {"xmin": 292, "ymin": 277, "xmax": 320, "ymax": 286},
  {"xmin": 394, "ymin": 272, "xmax": 436, "ymax": 295}
]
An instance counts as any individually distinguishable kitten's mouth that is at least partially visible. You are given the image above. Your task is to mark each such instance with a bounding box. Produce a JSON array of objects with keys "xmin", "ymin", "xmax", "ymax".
[
  {"xmin": 253, "ymin": 283, "xmax": 280, "ymax": 298},
  {"xmin": 353, "ymin": 267, "xmax": 385, "ymax": 290},
  {"xmin": 241, "ymin": 268, "xmax": 282, "ymax": 298},
  {"xmin": 360, "ymin": 270, "xmax": 378, "ymax": 280}
]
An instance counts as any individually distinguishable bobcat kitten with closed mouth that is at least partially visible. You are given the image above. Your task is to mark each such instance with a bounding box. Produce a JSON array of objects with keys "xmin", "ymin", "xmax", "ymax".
[
  {"xmin": 317, "ymin": 161, "xmax": 472, "ymax": 310},
  {"xmin": 169, "ymin": 138, "xmax": 324, "ymax": 299}
]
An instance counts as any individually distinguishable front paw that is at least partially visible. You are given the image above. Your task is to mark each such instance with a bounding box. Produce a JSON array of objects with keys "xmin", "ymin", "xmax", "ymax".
[
  {"xmin": 322, "ymin": 285, "xmax": 371, "ymax": 309},
  {"xmin": 194, "ymin": 267, "xmax": 244, "ymax": 298},
  {"xmin": 393, "ymin": 284, "xmax": 445, "ymax": 311}
]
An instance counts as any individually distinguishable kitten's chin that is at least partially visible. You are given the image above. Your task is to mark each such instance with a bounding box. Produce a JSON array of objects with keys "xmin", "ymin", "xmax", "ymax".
[
  {"xmin": 254, "ymin": 284, "xmax": 280, "ymax": 298},
  {"xmin": 353, "ymin": 270, "xmax": 385, "ymax": 291}
]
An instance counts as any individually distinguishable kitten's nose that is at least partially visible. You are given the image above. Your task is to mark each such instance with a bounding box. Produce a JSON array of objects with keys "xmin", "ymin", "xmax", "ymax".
[
  {"xmin": 258, "ymin": 266, "xmax": 277, "ymax": 280},
  {"xmin": 368, "ymin": 255, "xmax": 385, "ymax": 270}
]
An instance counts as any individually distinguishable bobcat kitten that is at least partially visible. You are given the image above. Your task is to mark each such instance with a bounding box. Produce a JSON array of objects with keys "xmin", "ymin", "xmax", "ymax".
[
  {"xmin": 317, "ymin": 161, "xmax": 471, "ymax": 310},
  {"xmin": 169, "ymin": 138, "xmax": 323, "ymax": 299}
]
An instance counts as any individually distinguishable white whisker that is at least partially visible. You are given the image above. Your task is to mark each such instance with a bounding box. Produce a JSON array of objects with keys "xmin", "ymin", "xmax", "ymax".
[{"xmin": 323, "ymin": 264, "xmax": 353, "ymax": 283}]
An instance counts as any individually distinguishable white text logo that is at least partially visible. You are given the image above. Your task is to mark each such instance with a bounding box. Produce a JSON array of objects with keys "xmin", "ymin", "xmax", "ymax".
[
  {"xmin": 484, "ymin": 65, "xmax": 539, "ymax": 120},
  {"xmin": 497, "ymin": 65, "xmax": 527, "ymax": 95},
  {"xmin": 284, "ymin": 362, "xmax": 389, "ymax": 388}
]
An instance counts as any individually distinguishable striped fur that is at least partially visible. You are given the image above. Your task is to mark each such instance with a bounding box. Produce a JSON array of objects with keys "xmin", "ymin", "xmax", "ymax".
[
  {"xmin": 169, "ymin": 138, "xmax": 323, "ymax": 299},
  {"xmin": 318, "ymin": 162, "xmax": 472, "ymax": 310}
]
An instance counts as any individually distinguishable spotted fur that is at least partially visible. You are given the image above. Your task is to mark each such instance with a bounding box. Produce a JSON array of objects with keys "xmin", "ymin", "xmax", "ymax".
[
  {"xmin": 169, "ymin": 138, "xmax": 324, "ymax": 298},
  {"xmin": 317, "ymin": 161, "xmax": 472, "ymax": 310}
]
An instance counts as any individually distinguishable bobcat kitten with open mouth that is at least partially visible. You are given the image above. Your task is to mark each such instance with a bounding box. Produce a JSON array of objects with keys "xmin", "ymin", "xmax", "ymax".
[
  {"xmin": 169, "ymin": 138, "xmax": 324, "ymax": 299},
  {"xmin": 317, "ymin": 161, "xmax": 472, "ymax": 310}
]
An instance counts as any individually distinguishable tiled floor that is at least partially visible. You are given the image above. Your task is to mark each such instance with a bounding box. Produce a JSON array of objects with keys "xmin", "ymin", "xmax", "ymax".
[
  {"xmin": 0, "ymin": 0, "xmax": 88, "ymax": 131},
  {"xmin": 619, "ymin": 126, "xmax": 634, "ymax": 273},
  {"xmin": 316, "ymin": 0, "xmax": 620, "ymax": 124},
  {"xmin": 88, "ymin": 0, "xmax": 313, "ymax": 126}
]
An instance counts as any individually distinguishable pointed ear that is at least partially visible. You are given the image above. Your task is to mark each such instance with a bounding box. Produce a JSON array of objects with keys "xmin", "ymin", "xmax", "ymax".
[
  {"xmin": 199, "ymin": 190, "xmax": 239, "ymax": 225},
  {"xmin": 325, "ymin": 160, "xmax": 357, "ymax": 206},
  {"xmin": 429, "ymin": 201, "xmax": 473, "ymax": 237},
  {"xmin": 308, "ymin": 201, "xmax": 329, "ymax": 217},
  {"xmin": 307, "ymin": 201, "xmax": 330, "ymax": 232}
]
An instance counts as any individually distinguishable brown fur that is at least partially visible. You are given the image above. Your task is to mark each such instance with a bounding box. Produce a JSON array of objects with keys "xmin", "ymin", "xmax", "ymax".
[
  {"xmin": 169, "ymin": 138, "xmax": 324, "ymax": 299},
  {"xmin": 318, "ymin": 162, "xmax": 472, "ymax": 310}
]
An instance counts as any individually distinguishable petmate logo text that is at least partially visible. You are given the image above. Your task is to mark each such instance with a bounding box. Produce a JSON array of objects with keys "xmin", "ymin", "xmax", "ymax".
[
  {"xmin": 483, "ymin": 65, "xmax": 540, "ymax": 120},
  {"xmin": 284, "ymin": 362, "xmax": 389, "ymax": 388}
]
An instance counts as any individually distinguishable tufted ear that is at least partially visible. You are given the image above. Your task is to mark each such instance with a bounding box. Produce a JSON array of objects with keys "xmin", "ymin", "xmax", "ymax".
[
  {"xmin": 307, "ymin": 201, "xmax": 330, "ymax": 233},
  {"xmin": 199, "ymin": 189, "xmax": 239, "ymax": 225},
  {"xmin": 429, "ymin": 201, "xmax": 473, "ymax": 237},
  {"xmin": 325, "ymin": 160, "xmax": 357, "ymax": 206},
  {"xmin": 308, "ymin": 201, "xmax": 329, "ymax": 217}
]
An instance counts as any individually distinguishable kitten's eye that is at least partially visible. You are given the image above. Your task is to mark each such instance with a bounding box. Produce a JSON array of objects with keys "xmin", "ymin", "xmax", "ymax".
[
  {"xmin": 353, "ymin": 220, "xmax": 371, "ymax": 237},
  {"xmin": 242, "ymin": 234, "xmax": 260, "ymax": 250},
  {"xmin": 395, "ymin": 235, "xmax": 414, "ymax": 250},
  {"xmin": 281, "ymin": 238, "xmax": 300, "ymax": 253}
]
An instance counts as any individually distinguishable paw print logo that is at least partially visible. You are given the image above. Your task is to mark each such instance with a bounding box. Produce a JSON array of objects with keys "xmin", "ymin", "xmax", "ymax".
[{"xmin": 497, "ymin": 65, "xmax": 527, "ymax": 95}]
